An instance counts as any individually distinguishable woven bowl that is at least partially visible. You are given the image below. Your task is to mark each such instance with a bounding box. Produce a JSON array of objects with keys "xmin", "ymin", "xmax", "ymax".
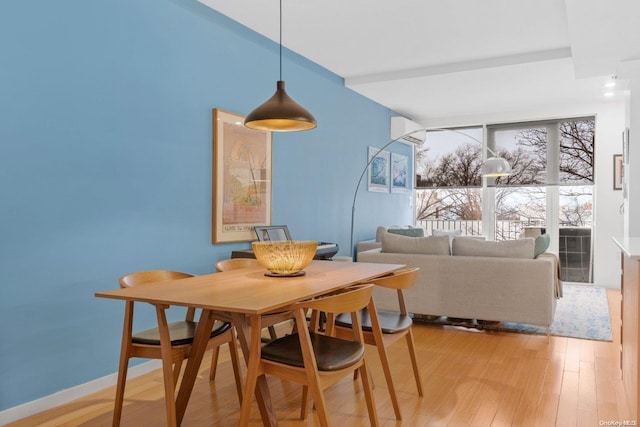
[{"xmin": 251, "ymin": 240, "xmax": 317, "ymax": 276}]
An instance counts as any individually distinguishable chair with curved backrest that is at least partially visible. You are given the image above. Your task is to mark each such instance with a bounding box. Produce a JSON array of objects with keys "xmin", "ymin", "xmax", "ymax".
[
  {"xmin": 113, "ymin": 270, "xmax": 242, "ymax": 427},
  {"xmin": 215, "ymin": 258, "xmax": 291, "ymax": 342},
  {"xmin": 333, "ymin": 267, "xmax": 424, "ymax": 420},
  {"xmin": 241, "ymin": 284, "xmax": 379, "ymax": 427}
]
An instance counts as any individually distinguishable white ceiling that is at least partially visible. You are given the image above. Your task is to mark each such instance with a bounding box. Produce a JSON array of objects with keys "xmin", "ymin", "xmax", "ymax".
[{"xmin": 199, "ymin": 0, "xmax": 640, "ymax": 125}]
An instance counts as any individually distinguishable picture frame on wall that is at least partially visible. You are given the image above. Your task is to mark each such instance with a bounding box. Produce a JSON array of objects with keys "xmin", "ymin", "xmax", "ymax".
[
  {"xmin": 212, "ymin": 108, "xmax": 272, "ymax": 243},
  {"xmin": 614, "ymin": 154, "xmax": 623, "ymax": 191},
  {"xmin": 391, "ymin": 152, "xmax": 409, "ymax": 193},
  {"xmin": 367, "ymin": 146, "xmax": 390, "ymax": 192}
]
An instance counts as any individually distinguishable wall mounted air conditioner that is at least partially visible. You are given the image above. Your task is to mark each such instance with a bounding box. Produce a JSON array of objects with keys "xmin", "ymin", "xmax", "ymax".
[{"xmin": 391, "ymin": 116, "xmax": 426, "ymax": 145}]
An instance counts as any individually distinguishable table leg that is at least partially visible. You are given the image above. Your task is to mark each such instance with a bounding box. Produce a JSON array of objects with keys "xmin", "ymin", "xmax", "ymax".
[
  {"xmin": 113, "ymin": 301, "xmax": 134, "ymax": 427},
  {"xmin": 175, "ymin": 309, "xmax": 216, "ymax": 425},
  {"xmin": 232, "ymin": 313, "xmax": 278, "ymax": 427}
]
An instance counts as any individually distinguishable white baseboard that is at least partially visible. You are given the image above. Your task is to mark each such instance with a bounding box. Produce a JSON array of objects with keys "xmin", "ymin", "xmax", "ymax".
[{"xmin": 0, "ymin": 360, "xmax": 161, "ymax": 425}]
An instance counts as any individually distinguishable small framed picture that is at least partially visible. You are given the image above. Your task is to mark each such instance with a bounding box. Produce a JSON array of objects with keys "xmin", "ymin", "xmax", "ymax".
[
  {"xmin": 391, "ymin": 152, "xmax": 409, "ymax": 193},
  {"xmin": 253, "ymin": 225, "xmax": 292, "ymax": 242},
  {"xmin": 614, "ymin": 154, "xmax": 623, "ymax": 190},
  {"xmin": 367, "ymin": 146, "xmax": 390, "ymax": 192}
]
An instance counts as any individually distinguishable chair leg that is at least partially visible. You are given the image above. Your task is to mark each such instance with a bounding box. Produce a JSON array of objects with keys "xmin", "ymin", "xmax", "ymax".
[
  {"xmin": 371, "ymin": 338, "xmax": 401, "ymax": 419},
  {"xmin": 352, "ymin": 365, "xmax": 376, "ymax": 390},
  {"xmin": 300, "ymin": 385, "xmax": 310, "ymax": 420},
  {"xmin": 358, "ymin": 361, "xmax": 380, "ymax": 427},
  {"xmin": 208, "ymin": 346, "xmax": 221, "ymax": 381},
  {"xmin": 304, "ymin": 372, "xmax": 330, "ymax": 427},
  {"xmin": 267, "ymin": 325, "xmax": 278, "ymax": 341},
  {"xmin": 227, "ymin": 333, "xmax": 243, "ymax": 404},
  {"xmin": 406, "ymin": 329, "xmax": 424, "ymax": 396},
  {"xmin": 366, "ymin": 304, "xmax": 401, "ymax": 420},
  {"xmin": 295, "ymin": 309, "xmax": 330, "ymax": 427},
  {"xmin": 172, "ymin": 359, "xmax": 184, "ymax": 388},
  {"xmin": 156, "ymin": 306, "xmax": 178, "ymax": 427}
]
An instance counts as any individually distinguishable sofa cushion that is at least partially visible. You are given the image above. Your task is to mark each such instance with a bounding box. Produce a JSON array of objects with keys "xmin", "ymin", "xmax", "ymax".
[
  {"xmin": 432, "ymin": 231, "xmax": 486, "ymax": 252},
  {"xmin": 388, "ymin": 228, "xmax": 425, "ymax": 238},
  {"xmin": 534, "ymin": 233, "xmax": 551, "ymax": 258},
  {"xmin": 451, "ymin": 237, "xmax": 535, "ymax": 259},
  {"xmin": 381, "ymin": 232, "xmax": 450, "ymax": 255}
]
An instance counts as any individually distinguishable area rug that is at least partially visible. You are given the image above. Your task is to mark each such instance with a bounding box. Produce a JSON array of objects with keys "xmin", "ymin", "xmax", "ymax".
[{"xmin": 413, "ymin": 284, "xmax": 613, "ymax": 341}]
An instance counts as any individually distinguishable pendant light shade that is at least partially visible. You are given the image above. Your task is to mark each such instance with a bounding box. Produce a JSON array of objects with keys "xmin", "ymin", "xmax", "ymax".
[
  {"xmin": 244, "ymin": 81, "xmax": 316, "ymax": 132},
  {"xmin": 481, "ymin": 156, "xmax": 512, "ymax": 177},
  {"xmin": 244, "ymin": 0, "xmax": 317, "ymax": 132}
]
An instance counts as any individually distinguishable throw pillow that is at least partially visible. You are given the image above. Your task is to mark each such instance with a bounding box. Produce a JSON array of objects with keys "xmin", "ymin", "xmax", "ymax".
[
  {"xmin": 381, "ymin": 232, "xmax": 450, "ymax": 255},
  {"xmin": 376, "ymin": 225, "xmax": 423, "ymax": 242},
  {"xmin": 534, "ymin": 233, "xmax": 551, "ymax": 258},
  {"xmin": 388, "ymin": 228, "xmax": 425, "ymax": 238},
  {"xmin": 376, "ymin": 226, "xmax": 390, "ymax": 242},
  {"xmin": 451, "ymin": 237, "xmax": 535, "ymax": 259}
]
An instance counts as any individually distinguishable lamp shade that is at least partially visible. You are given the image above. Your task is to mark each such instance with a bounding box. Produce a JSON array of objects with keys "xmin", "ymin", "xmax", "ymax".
[
  {"xmin": 244, "ymin": 81, "xmax": 317, "ymax": 132},
  {"xmin": 481, "ymin": 156, "xmax": 512, "ymax": 177}
]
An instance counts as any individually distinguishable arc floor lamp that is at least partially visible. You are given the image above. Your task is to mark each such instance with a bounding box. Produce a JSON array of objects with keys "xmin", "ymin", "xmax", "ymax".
[{"xmin": 349, "ymin": 127, "xmax": 512, "ymax": 259}]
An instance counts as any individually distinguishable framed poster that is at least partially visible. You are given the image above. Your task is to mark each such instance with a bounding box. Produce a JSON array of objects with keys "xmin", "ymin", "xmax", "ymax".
[
  {"xmin": 391, "ymin": 152, "xmax": 409, "ymax": 193},
  {"xmin": 212, "ymin": 109, "xmax": 272, "ymax": 243},
  {"xmin": 614, "ymin": 154, "xmax": 623, "ymax": 190},
  {"xmin": 367, "ymin": 146, "xmax": 390, "ymax": 192}
]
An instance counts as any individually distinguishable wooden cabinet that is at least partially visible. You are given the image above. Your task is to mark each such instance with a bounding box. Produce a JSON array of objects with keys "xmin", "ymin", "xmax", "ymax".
[{"xmin": 620, "ymin": 251, "xmax": 640, "ymax": 419}]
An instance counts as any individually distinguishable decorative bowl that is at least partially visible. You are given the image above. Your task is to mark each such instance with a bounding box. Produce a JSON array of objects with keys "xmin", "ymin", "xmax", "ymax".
[{"xmin": 251, "ymin": 240, "xmax": 318, "ymax": 276}]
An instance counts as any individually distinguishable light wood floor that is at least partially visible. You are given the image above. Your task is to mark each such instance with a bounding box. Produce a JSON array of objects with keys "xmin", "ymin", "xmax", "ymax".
[{"xmin": 8, "ymin": 289, "xmax": 632, "ymax": 427}]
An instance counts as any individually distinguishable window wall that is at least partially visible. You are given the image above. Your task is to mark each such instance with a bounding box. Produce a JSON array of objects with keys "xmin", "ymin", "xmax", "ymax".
[{"xmin": 415, "ymin": 118, "xmax": 595, "ymax": 282}]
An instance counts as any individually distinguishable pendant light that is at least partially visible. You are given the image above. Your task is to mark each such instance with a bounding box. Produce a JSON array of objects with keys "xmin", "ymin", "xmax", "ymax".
[{"xmin": 244, "ymin": 0, "xmax": 317, "ymax": 132}]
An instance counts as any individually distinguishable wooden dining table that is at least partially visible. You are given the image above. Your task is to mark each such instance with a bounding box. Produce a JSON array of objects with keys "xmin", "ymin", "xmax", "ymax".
[{"xmin": 96, "ymin": 260, "xmax": 404, "ymax": 426}]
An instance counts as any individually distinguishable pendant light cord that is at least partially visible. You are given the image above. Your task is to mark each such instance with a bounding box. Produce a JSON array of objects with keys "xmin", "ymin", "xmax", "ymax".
[{"xmin": 279, "ymin": 0, "xmax": 283, "ymax": 81}]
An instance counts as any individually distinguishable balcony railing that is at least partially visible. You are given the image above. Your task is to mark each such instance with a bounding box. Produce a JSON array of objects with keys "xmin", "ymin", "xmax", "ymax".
[{"xmin": 416, "ymin": 219, "xmax": 534, "ymax": 241}]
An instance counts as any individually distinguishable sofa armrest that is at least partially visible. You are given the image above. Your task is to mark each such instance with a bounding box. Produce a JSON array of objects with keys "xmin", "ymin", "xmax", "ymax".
[{"xmin": 357, "ymin": 240, "xmax": 381, "ymax": 253}]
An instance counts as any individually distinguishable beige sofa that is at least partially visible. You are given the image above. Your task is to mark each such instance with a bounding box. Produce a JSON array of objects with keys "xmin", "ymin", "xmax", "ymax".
[{"xmin": 357, "ymin": 231, "xmax": 559, "ymax": 329}]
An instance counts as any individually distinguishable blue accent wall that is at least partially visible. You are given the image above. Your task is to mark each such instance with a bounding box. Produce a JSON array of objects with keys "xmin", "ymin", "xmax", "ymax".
[{"xmin": 0, "ymin": 0, "xmax": 413, "ymax": 410}]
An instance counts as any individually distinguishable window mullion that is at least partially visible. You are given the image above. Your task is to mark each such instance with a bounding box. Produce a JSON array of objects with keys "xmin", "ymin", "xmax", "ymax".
[
  {"xmin": 483, "ymin": 125, "xmax": 496, "ymax": 240},
  {"xmin": 547, "ymin": 124, "xmax": 560, "ymax": 253}
]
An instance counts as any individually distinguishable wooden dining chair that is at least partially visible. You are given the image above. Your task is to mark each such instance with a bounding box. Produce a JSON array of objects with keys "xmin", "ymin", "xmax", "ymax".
[
  {"xmin": 333, "ymin": 267, "xmax": 424, "ymax": 420},
  {"xmin": 241, "ymin": 284, "xmax": 379, "ymax": 427},
  {"xmin": 113, "ymin": 270, "xmax": 242, "ymax": 427},
  {"xmin": 215, "ymin": 258, "xmax": 291, "ymax": 342}
]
